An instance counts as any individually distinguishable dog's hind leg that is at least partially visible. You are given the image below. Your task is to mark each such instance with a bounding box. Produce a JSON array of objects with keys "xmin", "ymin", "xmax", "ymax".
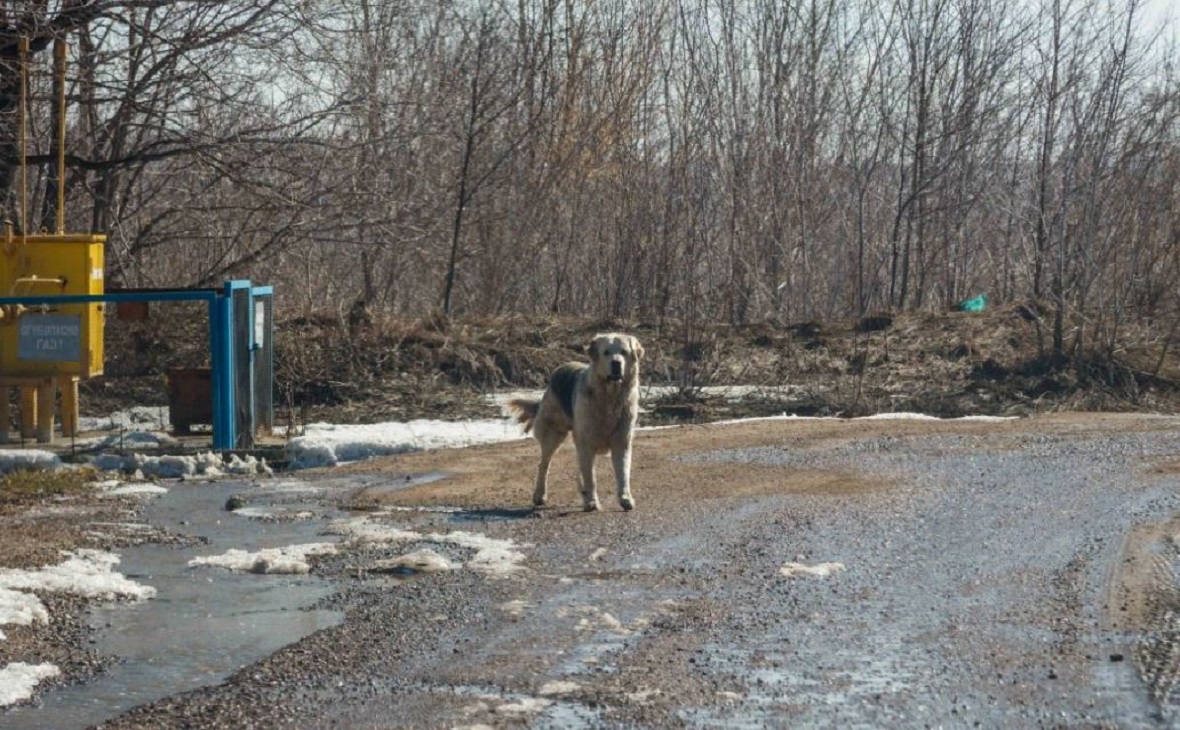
[
  {"xmin": 577, "ymin": 442, "xmax": 600, "ymax": 511},
  {"xmin": 532, "ymin": 423, "xmax": 566, "ymax": 507},
  {"xmin": 611, "ymin": 442, "xmax": 635, "ymax": 512}
]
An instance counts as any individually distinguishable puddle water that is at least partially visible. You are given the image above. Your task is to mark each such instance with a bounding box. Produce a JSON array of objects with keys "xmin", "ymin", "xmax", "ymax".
[
  {"xmin": 358, "ymin": 471, "xmax": 453, "ymax": 496},
  {"xmin": 3, "ymin": 481, "xmax": 344, "ymax": 730}
]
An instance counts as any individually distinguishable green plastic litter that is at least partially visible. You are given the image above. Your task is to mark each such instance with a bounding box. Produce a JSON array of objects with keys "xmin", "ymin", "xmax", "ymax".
[{"xmin": 956, "ymin": 294, "xmax": 987, "ymax": 312}]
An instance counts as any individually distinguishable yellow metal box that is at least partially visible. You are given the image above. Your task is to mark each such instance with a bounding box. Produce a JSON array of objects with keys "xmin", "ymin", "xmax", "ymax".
[{"xmin": 0, "ymin": 234, "xmax": 105, "ymax": 377}]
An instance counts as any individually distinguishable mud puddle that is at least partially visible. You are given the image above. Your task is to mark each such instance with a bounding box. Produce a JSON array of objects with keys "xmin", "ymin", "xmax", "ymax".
[{"xmin": 3, "ymin": 480, "xmax": 345, "ymax": 730}]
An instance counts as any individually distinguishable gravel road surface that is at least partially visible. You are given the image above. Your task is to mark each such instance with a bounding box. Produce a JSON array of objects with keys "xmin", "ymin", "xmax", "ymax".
[{"xmin": 71, "ymin": 413, "xmax": 1180, "ymax": 728}]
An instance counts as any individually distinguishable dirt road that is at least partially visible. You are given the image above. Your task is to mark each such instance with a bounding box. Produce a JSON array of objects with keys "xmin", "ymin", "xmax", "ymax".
[{"xmin": 65, "ymin": 414, "xmax": 1180, "ymax": 727}]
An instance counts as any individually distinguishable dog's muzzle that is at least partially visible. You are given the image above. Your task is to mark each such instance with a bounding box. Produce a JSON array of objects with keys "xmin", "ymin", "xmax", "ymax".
[{"xmin": 608, "ymin": 360, "xmax": 624, "ymax": 381}]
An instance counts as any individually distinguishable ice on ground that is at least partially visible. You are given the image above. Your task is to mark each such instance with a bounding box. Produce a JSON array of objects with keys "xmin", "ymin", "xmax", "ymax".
[
  {"xmin": 94, "ymin": 451, "xmax": 272, "ymax": 479},
  {"xmin": 325, "ymin": 517, "xmax": 529, "ymax": 576},
  {"xmin": 0, "ymin": 587, "xmax": 49, "ymax": 628},
  {"xmin": 286, "ymin": 419, "xmax": 527, "ymax": 469},
  {"xmin": 188, "ymin": 542, "xmax": 339, "ymax": 575},
  {"xmin": 0, "ymin": 450, "xmax": 61, "ymax": 474},
  {"xmin": 779, "ymin": 561, "xmax": 846, "ymax": 579},
  {"xmin": 77, "ymin": 406, "xmax": 170, "ymax": 433},
  {"xmin": 0, "ymin": 550, "xmax": 156, "ymax": 600},
  {"xmin": 0, "ymin": 662, "xmax": 60, "ymax": 707}
]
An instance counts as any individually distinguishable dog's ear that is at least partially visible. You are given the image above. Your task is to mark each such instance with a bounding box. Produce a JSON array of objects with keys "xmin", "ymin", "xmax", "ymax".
[
  {"xmin": 586, "ymin": 339, "xmax": 599, "ymax": 360},
  {"xmin": 630, "ymin": 336, "xmax": 644, "ymax": 360}
]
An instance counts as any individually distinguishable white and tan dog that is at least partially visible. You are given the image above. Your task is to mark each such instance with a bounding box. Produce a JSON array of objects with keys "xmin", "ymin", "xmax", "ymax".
[{"xmin": 508, "ymin": 333, "xmax": 644, "ymax": 511}]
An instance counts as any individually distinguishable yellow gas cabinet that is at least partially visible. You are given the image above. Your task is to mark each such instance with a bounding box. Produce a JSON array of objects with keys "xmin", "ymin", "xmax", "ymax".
[
  {"xmin": 0, "ymin": 233, "xmax": 105, "ymax": 377},
  {"xmin": 0, "ymin": 233, "xmax": 105, "ymax": 442}
]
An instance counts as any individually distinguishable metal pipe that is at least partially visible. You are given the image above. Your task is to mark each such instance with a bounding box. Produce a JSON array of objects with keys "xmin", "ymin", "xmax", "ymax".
[
  {"xmin": 18, "ymin": 37, "xmax": 28, "ymax": 244},
  {"xmin": 55, "ymin": 37, "xmax": 67, "ymax": 235}
]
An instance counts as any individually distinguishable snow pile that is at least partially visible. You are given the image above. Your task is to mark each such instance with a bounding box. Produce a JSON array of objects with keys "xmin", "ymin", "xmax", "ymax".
[
  {"xmin": 325, "ymin": 517, "xmax": 529, "ymax": 577},
  {"xmin": 0, "ymin": 550, "xmax": 156, "ymax": 600},
  {"xmin": 0, "ymin": 587, "xmax": 49, "ymax": 629},
  {"xmin": 0, "ymin": 662, "xmax": 60, "ymax": 707},
  {"xmin": 77, "ymin": 406, "xmax": 170, "ymax": 433},
  {"xmin": 779, "ymin": 561, "xmax": 845, "ymax": 579},
  {"xmin": 189, "ymin": 542, "xmax": 339, "ymax": 575},
  {"xmin": 0, "ymin": 449, "xmax": 61, "ymax": 474},
  {"xmin": 93, "ymin": 451, "xmax": 272, "ymax": 479},
  {"xmin": 286, "ymin": 419, "xmax": 526, "ymax": 469}
]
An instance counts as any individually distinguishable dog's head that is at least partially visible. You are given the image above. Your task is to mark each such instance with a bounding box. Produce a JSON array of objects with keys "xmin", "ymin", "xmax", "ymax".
[{"xmin": 587, "ymin": 333, "xmax": 644, "ymax": 384}]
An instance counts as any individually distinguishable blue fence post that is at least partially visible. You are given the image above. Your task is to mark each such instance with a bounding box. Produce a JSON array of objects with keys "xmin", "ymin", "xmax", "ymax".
[{"xmin": 210, "ymin": 290, "xmax": 235, "ymax": 450}]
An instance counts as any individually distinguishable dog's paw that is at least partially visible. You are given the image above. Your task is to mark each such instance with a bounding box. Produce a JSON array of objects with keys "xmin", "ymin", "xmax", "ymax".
[
  {"xmin": 620, "ymin": 496, "xmax": 635, "ymax": 512},
  {"xmin": 582, "ymin": 501, "xmax": 600, "ymax": 512}
]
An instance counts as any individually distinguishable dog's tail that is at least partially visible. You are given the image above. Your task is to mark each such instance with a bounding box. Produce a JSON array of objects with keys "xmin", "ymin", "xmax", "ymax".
[{"xmin": 507, "ymin": 398, "xmax": 541, "ymax": 433}]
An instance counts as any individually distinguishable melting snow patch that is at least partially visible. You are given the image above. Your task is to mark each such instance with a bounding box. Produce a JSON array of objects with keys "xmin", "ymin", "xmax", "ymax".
[
  {"xmin": 189, "ymin": 543, "xmax": 339, "ymax": 575},
  {"xmin": 286, "ymin": 419, "xmax": 526, "ymax": 469},
  {"xmin": 0, "ymin": 550, "xmax": 155, "ymax": 600},
  {"xmin": 325, "ymin": 517, "xmax": 424, "ymax": 545},
  {"xmin": 77, "ymin": 406, "xmax": 170, "ymax": 433},
  {"xmin": 370, "ymin": 548, "xmax": 455, "ymax": 574},
  {"xmin": 0, "ymin": 587, "xmax": 48, "ymax": 628},
  {"xmin": 93, "ymin": 451, "xmax": 272, "ymax": 479},
  {"xmin": 99, "ymin": 483, "xmax": 169, "ymax": 498},
  {"xmin": 779, "ymin": 561, "xmax": 846, "ymax": 579},
  {"xmin": 0, "ymin": 662, "xmax": 61, "ymax": 707},
  {"xmin": 324, "ymin": 517, "xmax": 529, "ymax": 576},
  {"xmin": 440, "ymin": 531, "xmax": 528, "ymax": 577},
  {"xmin": 0, "ymin": 450, "xmax": 61, "ymax": 474}
]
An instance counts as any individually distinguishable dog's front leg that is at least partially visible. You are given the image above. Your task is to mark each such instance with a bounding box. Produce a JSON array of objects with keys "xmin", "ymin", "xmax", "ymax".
[
  {"xmin": 611, "ymin": 441, "xmax": 635, "ymax": 511},
  {"xmin": 577, "ymin": 442, "xmax": 600, "ymax": 511}
]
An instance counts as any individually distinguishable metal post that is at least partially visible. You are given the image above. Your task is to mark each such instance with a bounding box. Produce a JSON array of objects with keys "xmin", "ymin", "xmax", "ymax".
[{"xmin": 210, "ymin": 290, "xmax": 236, "ymax": 451}]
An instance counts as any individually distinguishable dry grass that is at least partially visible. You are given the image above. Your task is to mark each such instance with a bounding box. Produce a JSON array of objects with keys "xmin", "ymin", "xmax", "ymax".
[
  {"xmin": 76, "ymin": 301, "xmax": 1180, "ymax": 426},
  {"xmin": 0, "ymin": 469, "xmax": 92, "ymax": 506}
]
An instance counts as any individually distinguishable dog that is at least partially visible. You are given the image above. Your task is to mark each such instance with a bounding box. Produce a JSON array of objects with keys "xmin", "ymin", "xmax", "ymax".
[{"xmin": 508, "ymin": 333, "xmax": 644, "ymax": 512}]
